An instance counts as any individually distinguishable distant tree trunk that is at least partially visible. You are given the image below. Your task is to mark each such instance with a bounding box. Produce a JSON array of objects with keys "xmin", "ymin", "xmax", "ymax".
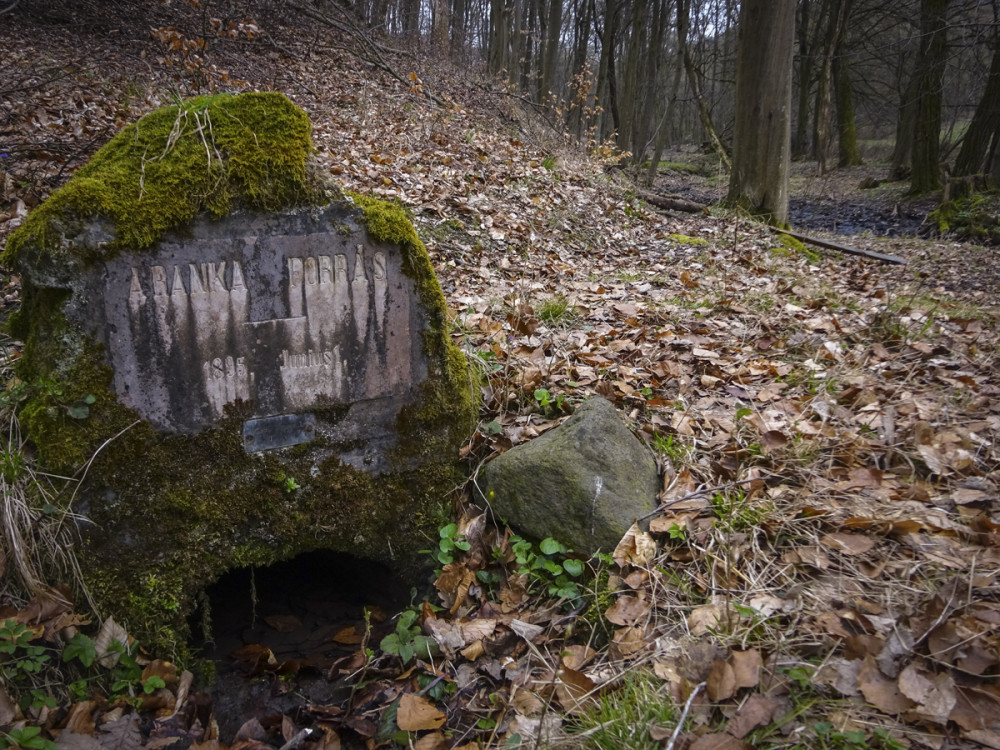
[
  {"xmin": 910, "ymin": 0, "xmax": 949, "ymax": 193},
  {"xmin": 518, "ymin": 0, "xmax": 534, "ymax": 93},
  {"xmin": 567, "ymin": 0, "xmax": 592, "ymax": 137},
  {"xmin": 595, "ymin": 0, "xmax": 620, "ymax": 140},
  {"xmin": 636, "ymin": 0, "xmax": 668, "ymax": 167},
  {"xmin": 431, "ymin": 0, "xmax": 449, "ymax": 50},
  {"xmin": 403, "ymin": 0, "xmax": 420, "ymax": 39},
  {"xmin": 725, "ymin": 0, "xmax": 796, "ymax": 225},
  {"xmin": 488, "ymin": 0, "xmax": 509, "ymax": 74},
  {"xmin": 953, "ymin": 38, "xmax": 1000, "ymax": 183},
  {"xmin": 793, "ymin": 0, "xmax": 813, "ymax": 159},
  {"xmin": 451, "ymin": 0, "xmax": 467, "ymax": 55},
  {"xmin": 540, "ymin": 0, "xmax": 563, "ymax": 98},
  {"xmin": 678, "ymin": 0, "xmax": 731, "ymax": 169},
  {"xmin": 812, "ymin": 0, "xmax": 849, "ymax": 173},
  {"xmin": 619, "ymin": 0, "xmax": 646, "ymax": 153},
  {"xmin": 833, "ymin": 0, "xmax": 861, "ymax": 166},
  {"xmin": 890, "ymin": 69, "xmax": 919, "ymax": 179}
]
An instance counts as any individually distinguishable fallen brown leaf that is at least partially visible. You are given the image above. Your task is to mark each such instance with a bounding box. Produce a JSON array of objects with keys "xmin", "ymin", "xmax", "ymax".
[{"xmin": 396, "ymin": 693, "xmax": 446, "ymax": 732}]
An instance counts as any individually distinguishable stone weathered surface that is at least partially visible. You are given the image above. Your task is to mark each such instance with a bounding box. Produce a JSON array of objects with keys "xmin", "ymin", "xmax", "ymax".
[
  {"xmin": 3, "ymin": 93, "xmax": 477, "ymax": 652},
  {"xmin": 480, "ymin": 397, "xmax": 659, "ymax": 555}
]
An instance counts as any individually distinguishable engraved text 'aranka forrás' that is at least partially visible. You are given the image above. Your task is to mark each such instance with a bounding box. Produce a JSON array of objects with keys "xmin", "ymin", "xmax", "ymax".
[{"xmin": 123, "ymin": 242, "xmax": 403, "ymax": 424}]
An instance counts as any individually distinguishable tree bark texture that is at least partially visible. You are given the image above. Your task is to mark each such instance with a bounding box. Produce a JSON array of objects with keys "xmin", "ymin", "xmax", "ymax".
[
  {"xmin": 910, "ymin": 0, "xmax": 949, "ymax": 193},
  {"xmin": 953, "ymin": 37, "xmax": 1000, "ymax": 181},
  {"xmin": 726, "ymin": 0, "xmax": 796, "ymax": 225},
  {"xmin": 540, "ymin": 0, "xmax": 563, "ymax": 99},
  {"xmin": 793, "ymin": 0, "xmax": 813, "ymax": 159},
  {"xmin": 834, "ymin": 34, "xmax": 862, "ymax": 166}
]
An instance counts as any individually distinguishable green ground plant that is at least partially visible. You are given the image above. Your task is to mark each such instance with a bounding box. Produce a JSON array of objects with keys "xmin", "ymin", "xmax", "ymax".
[
  {"xmin": 378, "ymin": 609, "xmax": 438, "ymax": 665},
  {"xmin": 568, "ymin": 670, "xmax": 679, "ymax": 749},
  {"xmin": 0, "ymin": 618, "xmax": 165, "ymax": 715},
  {"xmin": 536, "ymin": 295, "xmax": 576, "ymax": 326}
]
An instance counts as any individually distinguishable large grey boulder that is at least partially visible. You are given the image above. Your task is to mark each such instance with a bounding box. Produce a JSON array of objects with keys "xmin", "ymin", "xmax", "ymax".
[{"xmin": 481, "ymin": 397, "xmax": 660, "ymax": 555}]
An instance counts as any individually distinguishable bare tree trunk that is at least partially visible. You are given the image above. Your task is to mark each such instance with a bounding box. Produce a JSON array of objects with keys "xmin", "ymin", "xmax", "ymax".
[
  {"xmin": 403, "ymin": 0, "xmax": 420, "ymax": 40},
  {"xmin": 725, "ymin": 0, "xmax": 797, "ymax": 225},
  {"xmin": 812, "ymin": 0, "xmax": 849, "ymax": 173},
  {"xmin": 834, "ymin": 37, "xmax": 862, "ymax": 165},
  {"xmin": 431, "ymin": 0, "xmax": 449, "ymax": 50},
  {"xmin": 793, "ymin": 0, "xmax": 813, "ymax": 159},
  {"xmin": 620, "ymin": 0, "xmax": 646, "ymax": 154},
  {"xmin": 890, "ymin": 69, "xmax": 919, "ymax": 179},
  {"xmin": 451, "ymin": 0, "xmax": 468, "ymax": 55},
  {"xmin": 595, "ymin": 0, "xmax": 620, "ymax": 140},
  {"xmin": 953, "ymin": 36, "xmax": 1000, "ymax": 182},
  {"xmin": 910, "ymin": 0, "xmax": 949, "ymax": 193},
  {"xmin": 540, "ymin": 0, "xmax": 563, "ymax": 99},
  {"xmin": 677, "ymin": 0, "xmax": 731, "ymax": 169},
  {"xmin": 488, "ymin": 0, "xmax": 509, "ymax": 74},
  {"xmin": 567, "ymin": 0, "xmax": 592, "ymax": 137}
]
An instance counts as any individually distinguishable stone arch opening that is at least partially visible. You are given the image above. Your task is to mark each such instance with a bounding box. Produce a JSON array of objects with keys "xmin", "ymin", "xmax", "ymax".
[{"xmin": 189, "ymin": 550, "xmax": 413, "ymax": 739}]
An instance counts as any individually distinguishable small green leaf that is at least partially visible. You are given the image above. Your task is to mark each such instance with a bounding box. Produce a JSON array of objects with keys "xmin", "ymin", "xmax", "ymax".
[
  {"xmin": 539, "ymin": 538, "xmax": 561, "ymax": 555},
  {"xmin": 66, "ymin": 404, "xmax": 90, "ymax": 419},
  {"xmin": 63, "ymin": 634, "xmax": 97, "ymax": 667},
  {"xmin": 563, "ymin": 559, "xmax": 584, "ymax": 577},
  {"xmin": 380, "ymin": 633, "xmax": 402, "ymax": 655},
  {"xmin": 142, "ymin": 675, "xmax": 166, "ymax": 694},
  {"xmin": 83, "ymin": 394, "xmax": 97, "ymax": 405},
  {"xmin": 542, "ymin": 559, "xmax": 563, "ymax": 575}
]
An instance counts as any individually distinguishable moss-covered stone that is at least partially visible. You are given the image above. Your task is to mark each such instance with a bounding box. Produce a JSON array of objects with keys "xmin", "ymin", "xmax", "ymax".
[
  {"xmin": 929, "ymin": 195, "xmax": 1000, "ymax": 244},
  {"xmin": 2, "ymin": 92, "xmax": 316, "ymax": 269},
  {"xmin": 4, "ymin": 94, "xmax": 478, "ymax": 659}
]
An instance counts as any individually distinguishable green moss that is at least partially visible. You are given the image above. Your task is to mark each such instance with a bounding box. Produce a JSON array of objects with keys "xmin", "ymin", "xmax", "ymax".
[
  {"xmin": 6, "ymin": 98, "xmax": 479, "ymax": 660},
  {"xmin": 2, "ymin": 92, "xmax": 315, "ymax": 268},
  {"xmin": 929, "ymin": 195, "xmax": 1000, "ymax": 243},
  {"xmin": 668, "ymin": 233, "xmax": 709, "ymax": 246},
  {"xmin": 348, "ymin": 192, "xmax": 479, "ymax": 456},
  {"xmin": 769, "ymin": 233, "xmax": 821, "ymax": 263},
  {"xmin": 13, "ymin": 290, "xmax": 149, "ymax": 474},
  {"xmin": 658, "ymin": 161, "xmax": 704, "ymax": 176}
]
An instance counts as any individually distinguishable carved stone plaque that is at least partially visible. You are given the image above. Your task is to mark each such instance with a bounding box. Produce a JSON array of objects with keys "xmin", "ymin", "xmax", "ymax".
[
  {"xmin": 67, "ymin": 205, "xmax": 424, "ymax": 437},
  {"xmin": 6, "ymin": 92, "xmax": 478, "ymax": 653}
]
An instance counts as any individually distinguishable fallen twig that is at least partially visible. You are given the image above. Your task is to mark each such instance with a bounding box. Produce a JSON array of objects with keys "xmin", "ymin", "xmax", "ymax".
[
  {"xmin": 639, "ymin": 190, "xmax": 710, "ymax": 214},
  {"xmin": 774, "ymin": 227, "xmax": 906, "ymax": 265},
  {"xmin": 666, "ymin": 681, "xmax": 706, "ymax": 750}
]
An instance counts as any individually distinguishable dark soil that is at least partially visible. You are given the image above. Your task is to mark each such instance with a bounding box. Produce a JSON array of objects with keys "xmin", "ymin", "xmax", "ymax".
[
  {"xmin": 652, "ymin": 151, "xmax": 939, "ymax": 237},
  {"xmin": 191, "ymin": 551, "xmax": 411, "ymax": 744}
]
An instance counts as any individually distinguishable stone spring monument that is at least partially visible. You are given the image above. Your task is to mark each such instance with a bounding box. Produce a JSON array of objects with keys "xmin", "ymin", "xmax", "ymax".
[{"xmin": 2, "ymin": 92, "xmax": 478, "ymax": 651}]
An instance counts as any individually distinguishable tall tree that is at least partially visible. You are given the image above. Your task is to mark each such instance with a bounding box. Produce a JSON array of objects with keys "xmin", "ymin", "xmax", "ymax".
[
  {"xmin": 725, "ymin": 0, "xmax": 797, "ymax": 224},
  {"xmin": 952, "ymin": 32, "xmax": 1000, "ymax": 187},
  {"xmin": 910, "ymin": 0, "xmax": 949, "ymax": 192},
  {"xmin": 793, "ymin": 0, "xmax": 814, "ymax": 159},
  {"xmin": 540, "ymin": 0, "xmax": 563, "ymax": 99},
  {"xmin": 812, "ymin": 0, "xmax": 850, "ymax": 172},
  {"xmin": 832, "ymin": 1, "xmax": 863, "ymax": 168},
  {"xmin": 677, "ymin": 0, "xmax": 730, "ymax": 169}
]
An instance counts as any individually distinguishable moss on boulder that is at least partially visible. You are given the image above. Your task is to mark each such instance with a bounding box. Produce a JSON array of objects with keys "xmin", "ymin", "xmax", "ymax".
[{"xmin": 4, "ymin": 93, "xmax": 478, "ymax": 659}]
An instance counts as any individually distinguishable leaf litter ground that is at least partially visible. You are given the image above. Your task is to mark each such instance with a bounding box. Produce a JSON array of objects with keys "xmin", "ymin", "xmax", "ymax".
[{"xmin": 1, "ymin": 5, "xmax": 999, "ymax": 750}]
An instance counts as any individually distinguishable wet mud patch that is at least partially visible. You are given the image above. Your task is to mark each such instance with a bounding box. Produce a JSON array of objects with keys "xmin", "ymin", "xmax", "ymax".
[
  {"xmin": 650, "ymin": 152, "xmax": 938, "ymax": 237},
  {"xmin": 190, "ymin": 550, "xmax": 412, "ymax": 744}
]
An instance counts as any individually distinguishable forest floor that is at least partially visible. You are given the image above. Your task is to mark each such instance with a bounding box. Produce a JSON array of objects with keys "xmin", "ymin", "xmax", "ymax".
[{"xmin": 2, "ymin": 3, "xmax": 1000, "ymax": 750}]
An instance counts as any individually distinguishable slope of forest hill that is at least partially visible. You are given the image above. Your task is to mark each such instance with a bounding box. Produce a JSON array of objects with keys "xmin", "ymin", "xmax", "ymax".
[{"xmin": 2, "ymin": 4, "xmax": 1000, "ymax": 750}]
